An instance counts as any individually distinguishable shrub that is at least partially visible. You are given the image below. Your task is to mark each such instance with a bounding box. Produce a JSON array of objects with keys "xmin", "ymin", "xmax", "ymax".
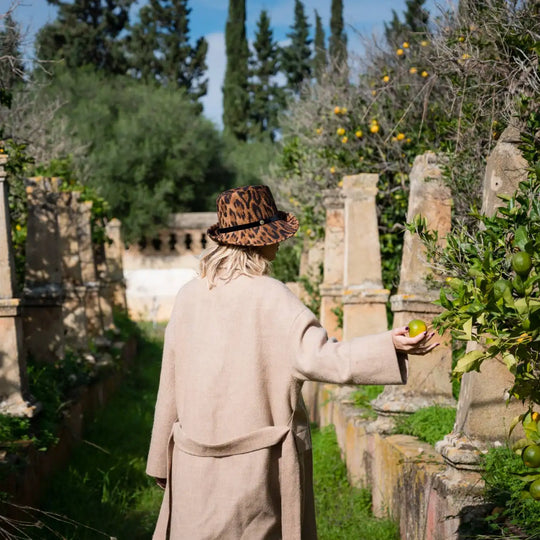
[
  {"xmin": 393, "ymin": 406, "xmax": 456, "ymax": 446},
  {"xmin": 482, "ymin": 446, "xmax": 540, "ymax": 538}
]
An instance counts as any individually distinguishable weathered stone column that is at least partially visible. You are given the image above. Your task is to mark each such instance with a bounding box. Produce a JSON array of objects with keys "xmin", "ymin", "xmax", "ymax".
[
  {"xmin": 103, "ymin": 218, "xmax": 127, "ymax": 312},
  {"xmin": 341, "ymin": 173, "xmax": 389, "ymax": 339},
  {"xmin": 77, "ymin": 200, "xmax": 103, "ymax": 338},
  {"xmin": 57, "ymin": 190, "xmax": 88, "ymax": 351},
  {"xmin": 23, "ymin": 177, "xmax": 65, "ymax": 362},
  {"xmin": 303, "ymin": 190, "xmax": 345, "ymax": 424},
  {"xmin": 319, "ymin": 189, "xmax": 345, "ymax": 341},
  {"xmin": 372, "ymin": 152, "xmax": 455, "ymax": 414},
  {"xmin": 436, "ymin": 125, "xmax": 529, "ymax": 469},
  {"xmin": 0, "ymin": 156, "xmax": 35, "ymax": 415}
]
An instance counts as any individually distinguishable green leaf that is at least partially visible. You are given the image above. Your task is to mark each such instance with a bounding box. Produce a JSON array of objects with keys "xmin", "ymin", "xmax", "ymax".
[
  {"xmin": 439, "ymin": 288, "xmax": 452, "ymax": 309},
  {"xmin": 515, "ymin": 298, "xmax": 529, "ymax": 316},
  {"xmin": 509, "ymin": 414, "xmax": 525, "ymax": 438},
  {"xmin": 514, "ymin": 226, "xmax": 529, "ymax": 250},
  {"xmin": 454, "ymin": 349, "xmax": 485, "ymax": 374},
  {"xmin": 462, "ymin": 317, "xmax": 473, "ymax": 341},
  {"xmin": 511, "ymin": 437, "xmax": 530, "ymax": 451},
  {"xmin": 517, "ymin": 473, "xmax": 540, "ymax": 483},
  {"xmin": 502, "ymin": 352, "xmax": 517, "ymax": 371}
]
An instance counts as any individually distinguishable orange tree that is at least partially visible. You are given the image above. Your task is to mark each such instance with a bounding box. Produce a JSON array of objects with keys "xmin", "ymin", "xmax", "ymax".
[
  {"xmin": 409, "ymin": 109, "xmax": 540, "ymax": 504},
  {"xmin": 269, "ymin": 0, "xmax": 539, "ymax": 294}
]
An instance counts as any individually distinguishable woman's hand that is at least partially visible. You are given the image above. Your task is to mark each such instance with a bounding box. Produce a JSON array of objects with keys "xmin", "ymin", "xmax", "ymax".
[
  {"xmin": 391, "ymin": 326, "xmax": 439, "ymax": 355},
  {"xmin": 155, "ymin": 477, "xmax": 167, "ymax": 490}
]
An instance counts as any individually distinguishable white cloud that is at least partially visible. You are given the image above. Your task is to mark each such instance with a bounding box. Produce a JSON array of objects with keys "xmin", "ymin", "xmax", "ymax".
[{"xmin": 201, "ymin": 32, "xmax": 226, "ymax": 129}]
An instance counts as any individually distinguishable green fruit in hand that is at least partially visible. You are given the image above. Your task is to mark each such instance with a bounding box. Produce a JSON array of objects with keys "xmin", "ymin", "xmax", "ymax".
[
  {"xmin": 493, "ymin": 279, "xmax": 511, "ymax": 300},
  {"xmin": 512, "ymin": 251, "xmax": 532, "ymax": 277},
  {"xmin": 408, "ymin": 319, "xmax": 427, "ymax": 337},
  {"xmin": 522, "ymin": 444, "xmax": 540, "ymax": 468},
  {"xmin": 530, "ymin": 478, "xmax": 540, "ymax": 500}
]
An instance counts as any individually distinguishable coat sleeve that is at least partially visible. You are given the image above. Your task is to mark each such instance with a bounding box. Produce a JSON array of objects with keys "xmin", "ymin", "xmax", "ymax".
[
  {"xmin": 146, "ymin": 322, "xmax": 178, "ymax": 479},
  {"xmin": 290, "ymin": 308, "xmax": 408, "ymax": 385}
]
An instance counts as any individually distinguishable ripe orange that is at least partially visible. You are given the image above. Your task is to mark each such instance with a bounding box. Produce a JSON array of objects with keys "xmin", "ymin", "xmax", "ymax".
[
  {"xmin": 522, "ymin": 445, "xmax": 540, "ymax": 468},
  {"xmin": 511, "ymin": 251, "xmax": 532, "ymax": 277},
  {"xmin": 530, "ymin": 478, "xmax": 540, "ymax": 500},
  {"xmin": 409, "ymin": 319, "xmax": 427, "ymax": 337},
  {"xmin": 532, "ymin": 412, "xmax": 540, "ymax": 422}
]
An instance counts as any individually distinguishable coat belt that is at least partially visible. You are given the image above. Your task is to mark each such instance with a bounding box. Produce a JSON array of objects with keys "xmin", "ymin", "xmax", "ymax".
[{"xmin": 163, "ymin": 421, "xmax": 302, "ymax": 540}]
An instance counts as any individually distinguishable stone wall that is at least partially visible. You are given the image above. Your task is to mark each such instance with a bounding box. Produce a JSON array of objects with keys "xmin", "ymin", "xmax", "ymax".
[{"xmin": 0, "ymin": 170, "xmax": 128, "ymax": 417}]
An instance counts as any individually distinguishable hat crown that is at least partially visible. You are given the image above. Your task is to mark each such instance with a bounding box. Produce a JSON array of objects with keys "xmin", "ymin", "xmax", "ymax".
[{"xmin": 217, "ymin": 185, "xmax": 278, "ymax": 229}]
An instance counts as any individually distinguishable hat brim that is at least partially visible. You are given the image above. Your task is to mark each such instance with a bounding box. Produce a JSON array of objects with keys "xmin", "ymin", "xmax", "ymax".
[{"xmin": 207, "ymin": 211, "xmax": 299, "ymax": 246}]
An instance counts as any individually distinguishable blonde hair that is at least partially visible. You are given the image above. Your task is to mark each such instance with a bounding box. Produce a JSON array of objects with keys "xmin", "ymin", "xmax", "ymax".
[{"xmin": 199, "ymin": 244, "xmax": 271, "ymax": 288}]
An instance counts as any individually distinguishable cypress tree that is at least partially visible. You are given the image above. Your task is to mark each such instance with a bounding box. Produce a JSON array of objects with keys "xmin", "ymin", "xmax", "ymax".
[
  {"xmin": 313, "ymin": 10, "xmax": 327, "ymax": 83},
  {"xmin": 403, "ymin": 0, "xmax": 429, "ymax": 35},
  {"xmin": 35, "ymin": 0, "xmax": 134, "ymax": 74},
  {"xmin": 384, "ymin": 0, "xmax": 429, "ymax": 46},
  {"xmin": 128, "ymin": 0, "xmax": 208, "ymax": 103},
  {"xmin": 281, "ymin": 0, "xmax": 312, "ymax": 96},
  {"xmin": 223, "ymin": 0, "xmax": 249, "ymax": 141},
  {"xmin": 329, "ymin": 0, "xmax": 347, "ymax": 70},
  {"xmin": 249, "ymin": 10, "xmax": 284, "ymax": 141},
  {"xmin": 127, "ymin": 2, "xmax": 160, "ymax": 83}
]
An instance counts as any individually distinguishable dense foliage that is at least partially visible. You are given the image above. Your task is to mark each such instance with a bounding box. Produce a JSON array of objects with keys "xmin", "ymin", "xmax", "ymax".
[
  {"xmin": 126, "ymin": 0, "xmax": 208, "ymax": 104},
  {"xmin": 36, "ymin": 0, "xmax": 134, "ymax": 75},
  {"xmin": 29, "ymin": 69, "xmax": 232, "ymax": 242},
  {"xmin": 481, "ymin": 445, "xmax": 540, "ymax": 538}
]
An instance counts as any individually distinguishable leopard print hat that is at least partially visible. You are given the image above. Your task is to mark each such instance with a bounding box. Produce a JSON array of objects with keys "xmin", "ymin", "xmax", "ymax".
[{"xmin": 207, "ymin": 185, "xmax": 299, "ymax": 246}]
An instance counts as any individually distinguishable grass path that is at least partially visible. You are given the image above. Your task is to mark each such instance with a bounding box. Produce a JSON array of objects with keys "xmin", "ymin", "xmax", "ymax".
[{"xmin": 30, "ymin": 325, "xmax": 398, "ymax": 539}]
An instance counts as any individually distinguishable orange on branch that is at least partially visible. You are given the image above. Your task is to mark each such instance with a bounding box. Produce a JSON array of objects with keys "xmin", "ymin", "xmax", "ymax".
[{"xmin": 522, "ymin": 445, "xmax": 540, "ymax": 468}]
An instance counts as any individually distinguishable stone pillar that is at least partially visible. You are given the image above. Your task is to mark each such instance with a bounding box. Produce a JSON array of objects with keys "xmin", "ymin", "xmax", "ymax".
[
  {"xmin": 23, "ymin": 177, "xmax": 65, "ymax": 362},
  {"xmin": 303, "ymin": 190, "xmax": 345, "ymax": 423},
  {"xmin": 0, "ymin": 156, "xmax": 35, "ymax": 416},
  {"xmin": 104, "ymin": 218, "xmax": 127, "ymax": 311},
  {"xmin": 57, "ymin": 190, "xmax": 88, "ymax": 351},
  {"xmin": 341, "ymin": 173, "xmax": 389, "ymax": 340},
  {"xmin": 319, "ymin": 189, "xmax": 345, "ymax": 341},
  {"xmin": 77, "ymin": 200, "xmax": 103, "ymax": 337},
  {"xmin": 436, "ymin": 126, "xmax": 529, "ymax": 469},
  {"xmin": 299, "ymin": 238, "xmax": 324, "ymax": 280},
  {"xmin": 372, "ymin": 152, "xmax": 455, "ymax": 414}
]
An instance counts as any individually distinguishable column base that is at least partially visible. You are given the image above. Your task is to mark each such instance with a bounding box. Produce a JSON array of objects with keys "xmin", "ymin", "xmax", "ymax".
[
  {"xmin": 435, "ymin": 432, "xmax": 495, "ymax": 471},
  {"xmin": 372, "ymin": 385, "xmax": 456, "ymax": 415},
  {"xmin": 0, "ymin": 395, "xmax": 42, "ymax": 418}
]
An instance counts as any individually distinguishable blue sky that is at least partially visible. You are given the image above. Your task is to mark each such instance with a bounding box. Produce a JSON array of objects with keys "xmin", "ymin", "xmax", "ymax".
[{"xmin": 11, "ymin": 0, "xmax": 440, "ymax": 127}]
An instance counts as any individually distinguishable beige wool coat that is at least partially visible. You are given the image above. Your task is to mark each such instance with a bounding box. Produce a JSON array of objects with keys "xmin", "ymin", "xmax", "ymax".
[{"xmin": 146, "ymin": 275, "xmax": 408, "ymax": 540}]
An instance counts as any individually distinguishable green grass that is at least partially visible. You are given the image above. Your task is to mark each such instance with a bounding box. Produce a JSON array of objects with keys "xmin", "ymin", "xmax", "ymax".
[
  {"xmin": 393, "ymin": 406, "xmax": 456, "ymax": 446},
  {"xmin": 5, "ymin": 324, "xmax": 166, "ymax": 539},
  {"xmin": 312, "ymin": 424, "xmax": 399, "ymax": 540}
]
